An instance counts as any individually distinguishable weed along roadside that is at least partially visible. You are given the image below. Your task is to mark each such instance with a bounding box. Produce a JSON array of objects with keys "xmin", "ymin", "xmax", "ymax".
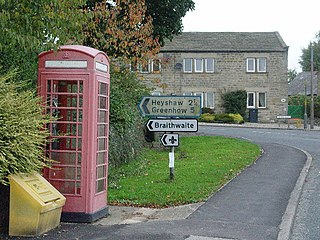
[{"xmin": 108, "ymin": 136, "xmax": 261, "ymax": 208}]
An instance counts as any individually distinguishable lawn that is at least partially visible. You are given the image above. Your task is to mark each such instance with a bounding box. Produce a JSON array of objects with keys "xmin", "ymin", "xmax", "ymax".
[{"xmin": 108, "ymin": 136, "xmax": 261, "ymax": 208}]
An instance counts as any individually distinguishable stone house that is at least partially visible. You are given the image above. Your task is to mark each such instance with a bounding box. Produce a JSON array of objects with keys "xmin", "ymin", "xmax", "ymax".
[{"xmin": 135, "ymin": 32, "xmax": 289, "ymax": 122}]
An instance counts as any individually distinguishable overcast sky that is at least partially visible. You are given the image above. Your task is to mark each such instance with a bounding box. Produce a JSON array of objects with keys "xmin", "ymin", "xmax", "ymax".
[{"xmin": 182, "ymin": 0, "xmax": 320, "ymax": 72}]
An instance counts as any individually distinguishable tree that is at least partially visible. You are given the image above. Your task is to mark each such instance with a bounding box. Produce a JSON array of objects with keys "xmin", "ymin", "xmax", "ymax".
[
  {"xmin": 299, "ymin": 32, "xmax": 320, "ymax": 71},
  {"xmin": 145, "ymin": 0, "xmax": 195, "ymax": 46},
  {"xmin": 288, "ymin": 69, "xmax": 298, "ymax": 82},
  {"xmin": 0, "ymin": 0, "xmax": 88, "ymax": 87},
  {"xmin": 83, "ymin": 0, "xmax": 160, "ymax": 63}
]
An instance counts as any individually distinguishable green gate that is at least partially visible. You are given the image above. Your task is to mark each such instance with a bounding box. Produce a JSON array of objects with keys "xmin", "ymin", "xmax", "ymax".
[{"xmin": 288, "ymin": 105, "xmax": 304, "ymax": 119}]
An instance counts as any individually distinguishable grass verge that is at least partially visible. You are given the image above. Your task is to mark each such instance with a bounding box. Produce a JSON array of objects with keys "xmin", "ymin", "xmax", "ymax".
[{"xmin": 108, "ymin": 136, "xmax": 261, "ymax": 208}]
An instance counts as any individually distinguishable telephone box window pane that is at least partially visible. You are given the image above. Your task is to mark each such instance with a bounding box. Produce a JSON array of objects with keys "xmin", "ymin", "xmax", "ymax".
[
  {"xmin": 98, "ymin": 138, "xmax": 106, "ymax": 151},
  {"xmin": 99, "ymin": 96, "xmax": 107, "ymax": 109},
  {"xmin": 78, "ymin": 124, "xmax": 82, "ymax": 136},
  {"xmin": 51, "ymin": 138, "xmax": 60, "ymax": 150},
  {"xmin": 79, "ymin": 96, "xmax": 83, "ymax": 107},
  {"xmin": 47, "ymin": 80, "xmax": 51, "ymax": 92},
  {"xmin": 78, "ymin": 153, "xmax": 82, "ymax": 164},
  {"xmin": 77, "ymin": 167, "xmax": 81, "ymax": 180},
  {"xmin": 65, "ymin": 124, "xmax": 77, "ymax": 136},
  {"xmin": 66, "ymin": 138, "xmax": 77, "ymax": 150},
  {"xmin": 67, "ymin": 97, "xmax": 78, "ymax": 107},
  {"xmin": 61, "ymin": 182, "xmax": 76, "ymax": 195},
  {"xmin": 98, "ymin": 124, "xmax": 107, "ymax": 137},
  {"xmin": 76, "ymin": 182, "xmax": 81, "ymax": 194},
  {"xmin": 51, "ymin": 152, "xmax": 77, "ymax": 165},
  {"xmin": 99, "ymin": 110, "xmax": 107, "ymax": 123},
  {"xmin": 79, "ymin": 83, "xmax": 83, "ymax": 93},
  {"xmin": 99, "ymin": 83, "xmax": 107, "ymax": 95},
  {"xmin": 96, "ymin": 179, "xmax": 105, "ymax": 193},
  {"xmin": 97, "ymin": 152, "xmax": 106, "ymax": 165},
  {"xmin": 49, "ymin": 167, "xmax": 76, "ymax": 180},
  {"xmin": 78, "ymin": 110, "xmax": 83, "ymax": 122},
  {"xmin": 78, "ymin": 138, "xmax": 82, "ymax": 150},
  {"xmin": 97, "ymin": 166, "xmax": 106, "ymax": 178},
  {"xmin": 66, "ymin": 110, "xmax": 78, "ymax": 122}
]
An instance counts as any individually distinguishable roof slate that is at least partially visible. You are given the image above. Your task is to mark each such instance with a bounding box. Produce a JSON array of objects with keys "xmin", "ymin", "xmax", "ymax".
[{"xmin": 161, "ymin": 32, "xmax": 288, "ymax": 52}]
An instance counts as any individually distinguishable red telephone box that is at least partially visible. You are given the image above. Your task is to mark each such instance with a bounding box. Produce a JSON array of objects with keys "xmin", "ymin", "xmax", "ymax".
[{"xmin": 38, "ymin": 45, "xmax": 110, "ymax": 222}]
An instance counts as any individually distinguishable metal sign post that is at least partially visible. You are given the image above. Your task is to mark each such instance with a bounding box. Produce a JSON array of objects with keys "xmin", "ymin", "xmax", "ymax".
[
  {"xmin": 138, "ymin": 95, "xmax": 201, "ymax": 181},
  {"xmin": 169, "ymin": 146, "xmax": 175, "ymax": 180}
]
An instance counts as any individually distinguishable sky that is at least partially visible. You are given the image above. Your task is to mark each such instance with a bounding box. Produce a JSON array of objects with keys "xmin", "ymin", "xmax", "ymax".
[{"xmin": 182, "ymin": 0, "xmax": 320, "ymax": 72}]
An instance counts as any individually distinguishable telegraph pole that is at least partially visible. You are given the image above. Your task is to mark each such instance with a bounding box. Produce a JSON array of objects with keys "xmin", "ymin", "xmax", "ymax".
[{"xmin": 310, "ymin": 44, "xmax": 315, "ymax": 129}]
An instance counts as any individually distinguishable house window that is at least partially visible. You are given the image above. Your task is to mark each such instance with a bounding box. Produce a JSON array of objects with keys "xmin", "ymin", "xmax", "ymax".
[
  {"xmin": 183, "ymin": 58, "xmax": 192, "ymax": 73},
  {"xmin": 205, "ymin": 92, "xmax": 214, "ymax": 108},
  {"xmin": 130, "ymin": 62, "xmax": 138, "ymax": 72},
  {"xmin": 257, "ymin": 58, "xmax": 267, "ymax": 72},
  {"xmin": 246, "ymin": 58, "xmax": 255, "ymax": 72},
  {"xmin": 246, "ymin": 57, "xmax": 267, "ymax": 73},
  {"xmin": 205, "ymin": 58, "xmax": 214, "ymax": 73},
  {"xmin": 247, "ymin": 92, "xmax": 255, "ymax": 108},
  {"xmin": 194, "ymin": 59, "xmax": 203, "ymax": 73},
  {"xmin": 247, "ymin": 92, "xmax": 267, "ymax": 108},
  {"xmin": 140, "ymin": 60, "xmax": 150, "ymax": 73},
  {"xmin": 152, "ymin": 59, "xmax": 161, "ymax": 73},
  {"xmin": 258, "ymin": 92, "xmax": 267, "ymax": 108}
]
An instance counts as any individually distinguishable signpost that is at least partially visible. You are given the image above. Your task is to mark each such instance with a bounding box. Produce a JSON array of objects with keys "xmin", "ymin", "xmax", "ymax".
[
  {"xmin": 146, "ymin": 119, "xmax": 198, "ymax": 132},
  {"xmin": 138, "ymin": 95, "xmax": 201, "ymax": 118},
  {"xmin": 161, "ymin": 133, "xmax": 179, "ymax": 147},
  {"xmin": 138, "ymin": 95, "xmax": 201, "ymax": 180}
]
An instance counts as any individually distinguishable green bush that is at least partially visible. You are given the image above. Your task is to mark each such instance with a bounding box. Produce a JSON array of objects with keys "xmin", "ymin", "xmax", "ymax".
[
  {"xmin": 199, "ymin": 113, "xmax": 215, "ymax": 122},
  {"xmin": 0, "ymin": 71, "xmax": 51, "ymax": 185},
  {"xmin": 198, "ymin": 113, "xmax": 244, "ymax": 124},
  {"xmin": 109, "ymin": 67, "xmax": 150, "ymax": 168},
  {"xmin": 222, "ymin": 90, "xmax": 247, "ymax": 118}
]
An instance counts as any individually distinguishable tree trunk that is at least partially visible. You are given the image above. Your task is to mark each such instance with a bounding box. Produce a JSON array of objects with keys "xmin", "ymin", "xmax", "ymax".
[{"xmin": 0, "ymin": 183, "xmax": 9, "ymax": 235}]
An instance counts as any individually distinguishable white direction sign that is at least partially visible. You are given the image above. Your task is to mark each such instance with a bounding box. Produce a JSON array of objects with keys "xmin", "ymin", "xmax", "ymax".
[
  {"xmin": 138, "ymin": 95, "xmax": 201, "ymax": 118},
  {"xmin": 161, "ymin": 134, "xmax": 179, "ymax": 147},
  {"xmin": 146, "ymin": 119, "xmax": 198, "ymax": 132}
]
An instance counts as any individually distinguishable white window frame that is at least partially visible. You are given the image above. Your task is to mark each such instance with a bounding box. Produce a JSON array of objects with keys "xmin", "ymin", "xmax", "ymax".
[
  {"xmin": 183, "ymin": 58, "xmax": 193, "ymax": 73},
  {"xmin": 247, "ymin": 92, "xmax": 256, "ymax": 108},
  {"xmin": 204, "ymin": 92, "xmax": 215, "ymax": 108},
  {"xmin": 194, "ymin": 59, "xmax": 203, "ymax": 73},
  {"xmin": 258, "ymin": 92, "xmax": 267, "ymax": 108},
  {"xmin": 246, "ymin": 58, "xmax": 255, "ymax": 72},
  {"xmin": 205, "ymin": 58, "xmax": 215, "ymax": 73},
  {"xmin": 151, "ymin": 59, "xmax": 161, "ymax": 73},
  {"xmin": 130, "ymin": 62, "xmax": 137, "ymax": 72},
  {"xmin": 257, "ymin": 58, "xmax": 267, "ymax": 72},
  {"xmin": 139, "ymin": 60, "xmax": 151, "ymax": 73}
]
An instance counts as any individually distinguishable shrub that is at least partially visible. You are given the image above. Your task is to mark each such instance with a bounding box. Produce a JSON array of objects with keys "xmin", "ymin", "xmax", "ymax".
[
  {"xmin": 214, "ymin": 114, "xmax": 235, "ymax": 123},
  {"xmin": 198, "ymin": 113, "xmax": 244, "ymax": 124},
  {"xmin": 109, "ymin": 67, "xmax": 150, "ymax": 168},
  {"xmin": 222, "ymin": 90, "xmax": 247, "ymax": 118},
  {"xmin": 199, "ymin": 113, "xmax": 215, "ymax": 122},
  {"xmin": 0, "ymin": 71, "xmax": 51, "ymax": 185}
]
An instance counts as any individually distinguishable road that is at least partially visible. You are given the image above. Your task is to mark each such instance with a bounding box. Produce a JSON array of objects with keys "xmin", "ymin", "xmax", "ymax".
[{"xmin": 196, "ymin": 125, "xmax": 320, "ymax": 240}]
